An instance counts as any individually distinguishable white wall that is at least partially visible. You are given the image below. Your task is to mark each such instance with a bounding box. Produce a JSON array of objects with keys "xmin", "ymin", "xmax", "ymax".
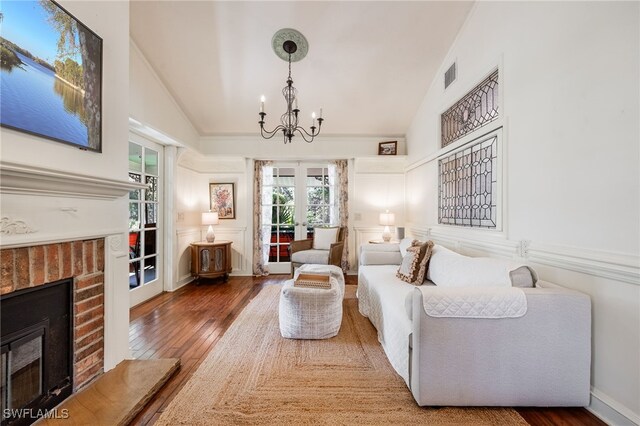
[
  {"xmin": 176, "ymin": 140, "xmax": 407, "ymax": 276},
  {"xmin": 129, "ymin": 40, "xmax": 200, "ymax": 150},
  {"xmin": 0, "ymin": 1, "xmax": 131, "ymax": 371},
  {"xmin": 175, "ymin": 154, "xmax": 249, "ymax": 284},
  {"xmin": 405, "ymin": 2, "xmax": 640, "ymax": 424}
]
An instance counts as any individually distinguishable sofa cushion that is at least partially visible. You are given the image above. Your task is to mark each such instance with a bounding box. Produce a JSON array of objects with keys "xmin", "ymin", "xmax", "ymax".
[
  {"xmin": 313, "ymin": 227, "xmax": 339, "ymax": 250},
  {"xmin": 396, "ymin": 241, "xmax": 434, "ymax": 285},
  {"xmin": 291, "ymin": 249, "xmax": 329, "ymax": 265},
  {"xmin": 427, "ymin": 245, "xmax": 538, "ymax": 288}
]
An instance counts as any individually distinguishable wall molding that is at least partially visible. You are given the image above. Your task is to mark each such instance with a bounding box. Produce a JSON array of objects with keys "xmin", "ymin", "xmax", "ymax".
[
  {"xmin": 407, "ymin": 225, "xmax": 640, "ymax": 285},
  {"xmin": 0, "ymin": 161, "xmax": 144, "ymax": 200},
  {"xmin": 589, "ymin": 387, "xmax": 640, "ymax": 426}
]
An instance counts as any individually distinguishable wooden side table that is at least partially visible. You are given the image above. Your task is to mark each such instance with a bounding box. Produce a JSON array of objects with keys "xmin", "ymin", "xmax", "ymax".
[{"xmin": 190, "ymin": 240, "xmax": 232, "ymax": 282}]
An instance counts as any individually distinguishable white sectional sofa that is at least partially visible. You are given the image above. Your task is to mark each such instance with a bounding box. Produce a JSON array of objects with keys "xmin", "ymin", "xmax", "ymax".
[{"xmin": 357, "ymin": 242, "xmax": 591, "ymax": 407}]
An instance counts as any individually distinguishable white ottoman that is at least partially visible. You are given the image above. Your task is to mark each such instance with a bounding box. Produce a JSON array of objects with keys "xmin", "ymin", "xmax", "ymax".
[{"xmin": 279, "ymin": 265, "xmax": 345, "ymax": 339}]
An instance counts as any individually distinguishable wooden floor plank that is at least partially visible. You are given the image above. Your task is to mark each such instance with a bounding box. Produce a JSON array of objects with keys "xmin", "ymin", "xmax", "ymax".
[
  {"xmin": 38, "ymin": 359, "xmax": 179, "ymax": 426},
  {"xmin": 129, "ymin": 275, "xmax": 604, "ymax": 426}
]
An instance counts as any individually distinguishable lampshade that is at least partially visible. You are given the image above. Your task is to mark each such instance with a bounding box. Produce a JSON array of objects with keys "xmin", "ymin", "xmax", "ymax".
[
  {"xmin": 379, "ymin": 212, "xmax": 395, "ymax": 226},
  {"xmin": 202, "ymin": 211, "xmax": 219, "ymax": 226}
]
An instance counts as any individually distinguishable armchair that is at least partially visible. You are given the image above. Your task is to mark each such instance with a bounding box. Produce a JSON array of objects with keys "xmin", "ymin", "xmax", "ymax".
[{"xmin": 289, "ymin": 227, "xmax": 346, "ymax": 276}]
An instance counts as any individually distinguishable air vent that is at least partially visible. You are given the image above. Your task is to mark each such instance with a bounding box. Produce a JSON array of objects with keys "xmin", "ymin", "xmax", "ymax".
[{"xmin": 444, "ymin": 62, "xmax": 456, "ymax": 89}]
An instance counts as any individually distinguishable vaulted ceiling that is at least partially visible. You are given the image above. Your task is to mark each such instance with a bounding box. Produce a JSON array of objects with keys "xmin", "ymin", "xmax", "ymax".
[{"xmin": 130, "ymin": 1, "xmax": 473, "ymax": 137}]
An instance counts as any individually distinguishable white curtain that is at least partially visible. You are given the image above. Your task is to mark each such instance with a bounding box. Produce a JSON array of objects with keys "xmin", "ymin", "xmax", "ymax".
[{"xmin": 253, "ymin": 161, "xmax": 273, "ymax": 275}]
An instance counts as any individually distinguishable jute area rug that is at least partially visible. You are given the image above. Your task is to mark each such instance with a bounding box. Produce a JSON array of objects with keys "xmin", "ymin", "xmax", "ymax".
[{"xmin": 156, "ymin": 285, "xmax": 528, "ymax": 425}]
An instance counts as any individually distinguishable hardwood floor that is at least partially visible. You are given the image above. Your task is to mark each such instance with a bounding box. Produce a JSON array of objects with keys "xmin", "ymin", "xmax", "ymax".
[{"xmin": 129, "ymin": 275, "xmax": 604, "ymax": 426}]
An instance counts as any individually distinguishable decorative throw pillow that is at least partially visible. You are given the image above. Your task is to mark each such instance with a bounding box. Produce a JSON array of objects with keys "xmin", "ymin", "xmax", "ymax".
[
  {"xmin": 396, "ymin": 240, "xmax": 434, "ymax": 285},
  {"xmin": 313, "ymin": 227, "xmax": 339, "ymax": 250},
  {"xmin": 414, "ymin": 240, "xmax": 435, "ymax": 284},
  {"xmin": 399, "ymin": 238, "xmax": 418, "ymax": 258}
]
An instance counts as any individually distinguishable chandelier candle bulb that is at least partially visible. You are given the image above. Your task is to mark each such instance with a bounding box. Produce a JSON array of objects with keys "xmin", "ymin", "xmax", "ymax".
[
  {"xmin": 260, "ymin": 95, "xmax": 265, "ymax": 113},
  {"xmin": 319, "ymin": 108, "xmax": 323, "ymax": 119}
]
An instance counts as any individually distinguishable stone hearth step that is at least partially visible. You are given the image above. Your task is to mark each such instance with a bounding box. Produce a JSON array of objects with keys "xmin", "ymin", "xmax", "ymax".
[{"xmin": 37, "ymin": 358, "xmax": 180, "ymax": 426}]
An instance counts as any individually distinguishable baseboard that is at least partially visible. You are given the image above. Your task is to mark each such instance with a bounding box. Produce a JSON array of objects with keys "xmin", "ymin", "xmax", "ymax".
[
  {"xmin": 589, "ymin": 388, "xmax": 640, "ymax": 426},
  {"xmin": 171, "ymin": 275, "xmax": 195, "ymax": 291}
]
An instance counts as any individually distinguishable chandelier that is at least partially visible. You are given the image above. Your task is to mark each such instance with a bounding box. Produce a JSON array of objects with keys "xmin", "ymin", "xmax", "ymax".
[{"xmin": 259, "ymin": 28, "xmax": 323, "ymax": 144}]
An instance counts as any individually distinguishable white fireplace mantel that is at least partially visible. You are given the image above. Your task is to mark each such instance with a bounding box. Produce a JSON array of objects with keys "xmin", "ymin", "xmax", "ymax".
[{"xmin": 0, "ymin": 161, "xmax": 145, "ymax": 199}]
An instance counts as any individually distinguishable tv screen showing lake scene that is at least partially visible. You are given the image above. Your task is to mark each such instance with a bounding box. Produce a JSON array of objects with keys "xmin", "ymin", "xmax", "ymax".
[{"xmin": 0, "ymin": 0, "xmax": 102, "ymax": 152}]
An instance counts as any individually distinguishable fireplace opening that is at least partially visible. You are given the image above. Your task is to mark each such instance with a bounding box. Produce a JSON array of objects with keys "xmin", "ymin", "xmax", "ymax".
[{"xmin": 1, "ymin": 279, "xmax": 73, "ymax": 425}]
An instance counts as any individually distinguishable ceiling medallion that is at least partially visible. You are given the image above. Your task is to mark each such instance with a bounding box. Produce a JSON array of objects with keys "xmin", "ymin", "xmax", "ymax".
[{"xmin": 271, "ymin": 28, "xmax": 308, "ymax": 62}]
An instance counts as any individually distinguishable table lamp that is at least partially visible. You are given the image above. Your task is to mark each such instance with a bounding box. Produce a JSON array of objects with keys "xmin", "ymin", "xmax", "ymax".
[
  {"xmin": 202, "ymin": 211, "xmax": 219, "ymax": 243},
  {"xmin": 379, "ymin": 210, "xmax": 395, "ymax": 242}
]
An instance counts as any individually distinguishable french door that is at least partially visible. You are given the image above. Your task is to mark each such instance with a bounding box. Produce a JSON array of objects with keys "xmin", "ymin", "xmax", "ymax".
[
  {"xmin": 128, "ymin": 139, "xmax": 164, "ymax": 307},
  {"xmin": 263, "ymin": 163, "xmax": 336, "ymax": 274}
]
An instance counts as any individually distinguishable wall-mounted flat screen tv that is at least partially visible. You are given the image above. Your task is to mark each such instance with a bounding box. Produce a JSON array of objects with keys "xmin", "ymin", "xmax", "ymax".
[{"xmin": 0, "ymin": 0, "xmax": 103, "ymax": 152}]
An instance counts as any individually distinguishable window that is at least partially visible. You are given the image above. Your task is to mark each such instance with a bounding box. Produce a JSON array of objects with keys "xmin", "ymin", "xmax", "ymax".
[
  {"xmin": 438, "ymin": 132, "xmax": 499, "ymax": 228},
  {"xmin": 441, "ymin": 69, "xmax": 499, "ymax": 148}
]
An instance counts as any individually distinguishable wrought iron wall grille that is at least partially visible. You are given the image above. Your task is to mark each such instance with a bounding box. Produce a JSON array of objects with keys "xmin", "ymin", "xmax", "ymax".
[
  {"xmin": 438, "ymin": 135, "xmax": 497, "ymax": 228},
  {"xmin": 441, "ymin": 69, "xmax": 499, "ymax": 147}
]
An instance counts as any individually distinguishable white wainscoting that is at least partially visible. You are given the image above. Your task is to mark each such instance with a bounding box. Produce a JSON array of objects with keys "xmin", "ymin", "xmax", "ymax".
[
  {"xmin": 175, "ymin": 227, "xmax": 200, "ymax": 289},
  {"xmin": 407, "ymin": 224, "xmax": 639, "ymax": 285}
]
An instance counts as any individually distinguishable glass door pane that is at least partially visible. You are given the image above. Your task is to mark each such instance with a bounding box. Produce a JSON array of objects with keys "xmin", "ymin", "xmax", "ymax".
[
  {"xmin": 262, "ymin": 163, "xmax": 338, "ymax": 274},
  {"xmin": 266, "ymin": 167, "xmax": 295, "ymax": 263},
  {"xmin": 128, "ymin": 142, "xmax": 160, "ymax": 289}
]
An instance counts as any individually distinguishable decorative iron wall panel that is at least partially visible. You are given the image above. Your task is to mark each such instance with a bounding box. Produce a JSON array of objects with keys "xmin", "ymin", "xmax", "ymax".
[
  {"xmin": 441, "ymin": 70, "xmax": 499, "ymax": 147},
  {"xmin": 438, "ymin": 135, "xmax": 497, "ymax": 228}
]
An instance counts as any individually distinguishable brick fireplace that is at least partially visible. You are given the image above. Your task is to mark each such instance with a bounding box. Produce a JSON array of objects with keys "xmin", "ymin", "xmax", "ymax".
[{"xmin": 1, "ymin": 238, "xmax": 105, "ymax": 391}]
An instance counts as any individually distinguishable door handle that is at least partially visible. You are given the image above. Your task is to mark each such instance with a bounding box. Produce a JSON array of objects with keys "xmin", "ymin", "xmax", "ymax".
[
  {"xmin": 295, "ymin": 222, "xmax": 300, "ymax": 226},
  {"xmin": 302, "ymin": 222, "xmax": 307, "ymax": 227}
]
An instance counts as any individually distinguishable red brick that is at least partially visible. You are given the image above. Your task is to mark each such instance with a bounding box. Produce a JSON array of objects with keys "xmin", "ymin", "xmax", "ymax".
[
  {"xmin": 45, "ymin": 244, "xmax": 60, "ymax": 283},
  {"xmin": 15, "ymin": 248, "xmax": 30, "ymax": 290},
  {"xmin": 29, "ymin": 245, "xmax": 45, "ymax": 286},
  {"xmin": 75, "ymin": 284, "xmax": 103, "ymax": 303},
  {"xmin": 0, "ymin": 250, "xmax": 14, "ymax": 292},
  {"xmin": 75, "ymin": 340, "xmax": 103, "ymax": 363},
  {"xmin": 75, "ymin": 320, "xmax": 103, "ymax": 340},
  {"xmin": 75, "ymin": 305, "xmax": 104, "ymax": 327},
  {"xmin": 75, "ymin": 294, "xmax": 104, "ymax": 315},
  {"xmin": 74, "ymin": 273, "xmax": 104, "ymax": 291},
  {"xmin": 83, "ymin": 241, "xmax": 95, "ymax": 274},
  {"xmin": 72, "ymin": 241, "xmax": 83, "ymax": 276},
  {"xmin": 75, "ymin": 348, "xmax": 104, "ymax": 372},
  {"xmin": 61, "ymin": 242, "xmax": 72, "ymax": 278},
  {"xmin": 74, "ymin": 362, "xmax": 103, "ymax": 391},
  {"xmin": 96, "ymin": 239, "xmax": 105, "ymax": 273},
  {"xmin": 75, "ymin": 327, "xmax": 103, "ymax": 350}
]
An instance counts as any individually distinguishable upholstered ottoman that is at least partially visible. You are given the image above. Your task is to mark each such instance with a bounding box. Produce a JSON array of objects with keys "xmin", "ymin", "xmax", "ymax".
[{"xmin": 279, "ymin": 264, "xmax": 345, "ymax": 339}]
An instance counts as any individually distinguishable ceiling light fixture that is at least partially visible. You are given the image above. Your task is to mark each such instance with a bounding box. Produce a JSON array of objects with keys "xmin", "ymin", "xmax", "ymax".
[{"xmin": 259, "ymin": 28, "xmax": 323, "ymax": 144}]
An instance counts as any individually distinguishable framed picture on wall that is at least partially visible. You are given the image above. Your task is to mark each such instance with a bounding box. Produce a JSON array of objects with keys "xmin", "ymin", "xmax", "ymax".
[
  {"xmin": 378, "ymin": 141, "xmax": 397, "ymax": 155},
  {"xmin": 210, "ymin": 183, "xmax": 236, "ymax": 219},
  {"xmin": 0, "ymin": 0, "xmax": 103, "ymax": 152}
]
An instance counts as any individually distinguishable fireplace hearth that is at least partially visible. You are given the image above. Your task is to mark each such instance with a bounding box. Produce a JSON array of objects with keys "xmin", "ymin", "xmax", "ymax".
[{"xmin": 1, "ymin": 279, "xmax": 73, "ymax": 425}]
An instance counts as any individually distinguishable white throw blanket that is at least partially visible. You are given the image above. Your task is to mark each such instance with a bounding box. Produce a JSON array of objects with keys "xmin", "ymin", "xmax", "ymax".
[{"xmin": 417, "ymin": 286, "xmax": 527, "ymax": 318}]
